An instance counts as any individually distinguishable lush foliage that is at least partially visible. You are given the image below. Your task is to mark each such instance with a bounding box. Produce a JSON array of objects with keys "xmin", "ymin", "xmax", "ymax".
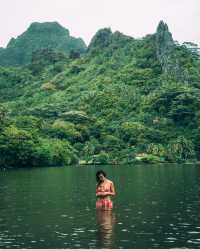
[
  {"xmin": 0, "ymin": 21, "xmax": 200, "ymax": 167},
  {"xmin": 0, "ymin": 22, "xmax": 86, "ymax": 66}
]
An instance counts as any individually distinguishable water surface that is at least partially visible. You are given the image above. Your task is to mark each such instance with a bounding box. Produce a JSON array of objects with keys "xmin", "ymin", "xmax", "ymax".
[{"xmin": 1, "ymin": 164, "xmax": 200, "ymax": 248}]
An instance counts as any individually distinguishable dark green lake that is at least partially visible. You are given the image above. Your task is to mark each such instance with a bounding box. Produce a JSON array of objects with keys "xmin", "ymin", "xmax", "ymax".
[{"xmin": 1, "ymin": 164, "xmax": 200, "ymax": 249}]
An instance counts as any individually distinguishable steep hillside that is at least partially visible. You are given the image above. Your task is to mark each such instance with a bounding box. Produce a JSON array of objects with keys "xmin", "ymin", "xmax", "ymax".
[
  {"xmin": 0, "ymin": 22, "xmax": 86, "ymax": 66},
  {"xmin": 0, "ymin": 21, "xmax": 200, "ymax": 167}
]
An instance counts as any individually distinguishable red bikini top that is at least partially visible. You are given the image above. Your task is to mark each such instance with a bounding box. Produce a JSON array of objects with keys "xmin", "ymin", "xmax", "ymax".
[{"xmin": 96, "ymin": 184, "xmax": 110, "ymax": 193}]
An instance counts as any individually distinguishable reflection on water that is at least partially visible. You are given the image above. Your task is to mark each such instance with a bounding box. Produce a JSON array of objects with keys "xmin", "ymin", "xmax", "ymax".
[{"xmin": 96, "ymin": 210, "xmax": 116, "ymax": 248}]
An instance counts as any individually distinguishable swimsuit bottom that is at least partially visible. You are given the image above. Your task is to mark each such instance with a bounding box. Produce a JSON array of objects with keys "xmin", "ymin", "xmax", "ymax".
[{"xmin": 96, "ymin": 198, "xmax": 113, "ymax": 210}]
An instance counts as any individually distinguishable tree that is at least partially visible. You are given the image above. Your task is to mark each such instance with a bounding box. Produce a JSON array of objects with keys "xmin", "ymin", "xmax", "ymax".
[
  {"xmin": 167, "ymin": 136, "xmax": 195, "ymax": 161},
  {"xmin": 0, "ymin": 126, "xmax": 36, "ymax": 167},
  {"xmin": 33, "ymin": 138, "xmax": 78, "ymax": 166}
]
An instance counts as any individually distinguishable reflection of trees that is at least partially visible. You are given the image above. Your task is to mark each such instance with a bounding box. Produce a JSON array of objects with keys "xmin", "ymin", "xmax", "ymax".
[{"xmin": 96, "ymin": 210, "xmax": 116, "ymax": 248}]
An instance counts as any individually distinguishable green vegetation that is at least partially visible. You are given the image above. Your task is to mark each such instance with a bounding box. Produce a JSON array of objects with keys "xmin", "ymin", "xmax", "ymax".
[
  {"xmin": 0, "ymin": 22, "xmax": 86, "ymax": 66},
  {"xmin": 0, "ymin": 21, "xmax": 200, "ymax": 167}
]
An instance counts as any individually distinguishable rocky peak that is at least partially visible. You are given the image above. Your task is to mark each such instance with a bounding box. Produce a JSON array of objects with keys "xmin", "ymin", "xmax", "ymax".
[
  {"xmin": 154, "ymin": 21, "xmax": 189, "ymax": 82},
  {"xmin": 155, "ymin": 21, "xmax": 174, "ymax": 61},
  {"xmin": 28, "ymin": 21, "xmax": 69, "ymax": 35},
  {"xmin": 88, "ymin": 28, "xmax": 112, "ymax": 52},
  {"xmin": 0, "ymin": 22, "xmax": 86, "ymax": 66}
]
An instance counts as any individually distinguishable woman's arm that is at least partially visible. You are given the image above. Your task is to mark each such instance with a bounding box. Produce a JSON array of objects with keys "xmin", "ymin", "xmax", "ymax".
[
  {"xmin": 102, "ymin": 182, "xmax": 116, "ymax": 196},
  {"xmin": 109, "ymin": 182, "xmax": 116, "ymax": 196},
  {"xmin": 96, "ymin": 181, "xmax": 116, "ymax": 197}
]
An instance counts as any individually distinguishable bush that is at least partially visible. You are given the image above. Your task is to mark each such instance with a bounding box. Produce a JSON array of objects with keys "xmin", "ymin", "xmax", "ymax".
[
  {"xmin": 135, "ymin": 153, "xmax": 161, "ymax": 163},
  {"xmin": 0, "ymin": 126, "xmax": 37, "ymax": 167},
  {"xmin": 120, "ymin": 121, "xmax": 145, "ymax": 143},
  {"xmin": 49, "ymin": 119, "xmax": 82, "ymax": 142},
  {"xmin": 41, "ymin": 82, "xmax": 56, "ymax": 91},
  {"xmin": 33, "ymin": 138, "xmax": 78, "ymax": 166},
  {"xmin": 92, "ymin": 151, "xmax": 110, "ymax": 164},
  {"xmin": 167, "ymin": 136, "xmax": 195, "ymax": 162},
  {"xmin": 146, "ymin": 143, "xmax": 166, "ymax": 158}
]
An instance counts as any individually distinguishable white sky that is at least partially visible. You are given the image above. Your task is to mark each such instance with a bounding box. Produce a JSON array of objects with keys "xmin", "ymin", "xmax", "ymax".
[{"xmin": 0, "ymin": 0, "xmax": 199, "ymax": 47}]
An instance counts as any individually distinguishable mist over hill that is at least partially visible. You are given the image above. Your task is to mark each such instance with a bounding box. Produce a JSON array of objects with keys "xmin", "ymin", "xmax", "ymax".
[{"xmin": 0, "ymin": 21, "xmax": 200, "ymax": 167}]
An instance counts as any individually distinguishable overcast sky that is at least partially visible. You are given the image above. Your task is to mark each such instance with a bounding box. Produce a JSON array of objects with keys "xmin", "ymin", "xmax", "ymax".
[{"xmin": 0, "ymin": 0, "xmax": 199, "ymax": 47}]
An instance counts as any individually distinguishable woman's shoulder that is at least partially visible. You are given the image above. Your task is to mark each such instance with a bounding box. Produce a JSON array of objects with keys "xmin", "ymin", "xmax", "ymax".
[{"xmin": 106, "ymin": 179, "xmax": 114, "ymax": 185}]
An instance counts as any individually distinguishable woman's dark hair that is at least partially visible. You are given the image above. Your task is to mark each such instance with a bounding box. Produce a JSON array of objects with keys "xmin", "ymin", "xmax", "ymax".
[{"xmin": 96, "ymin": 170, "xmax": 106, "ymax": 183}]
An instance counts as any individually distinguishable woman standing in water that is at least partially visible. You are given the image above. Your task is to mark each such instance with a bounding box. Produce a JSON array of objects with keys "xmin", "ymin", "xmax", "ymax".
[{"xmin": 96, "ymin": 170, "xmax": 116, "ymax": 210}]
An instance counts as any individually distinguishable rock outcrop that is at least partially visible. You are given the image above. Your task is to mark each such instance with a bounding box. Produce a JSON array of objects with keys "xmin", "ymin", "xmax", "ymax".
[{"xmin": 155, "ymin": 21, "xmax": 189, "ymax": 82}]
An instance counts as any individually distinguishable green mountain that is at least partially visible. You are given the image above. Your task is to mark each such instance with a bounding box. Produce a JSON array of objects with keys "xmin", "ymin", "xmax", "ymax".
[
  {"xmin": 0, "ymin": 21, "xmax": 200, "ymax": 167},
  {"xmin": 0, "ymin": 22, "xmax": 86, "ymax": 66}
]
